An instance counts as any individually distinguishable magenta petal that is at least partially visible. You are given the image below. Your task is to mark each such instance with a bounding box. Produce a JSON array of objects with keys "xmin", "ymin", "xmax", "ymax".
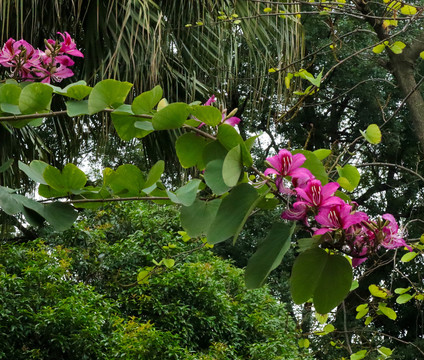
[
  {"xmin": 55, "ymin": 55, "xmax": 75, "ymax": 66},
  {"xmin": 291, "ymin": 153, "xmax": 306, "ymax": 169},
  {"xmin": 66, "ymin": 48, "xmax": 84, "ymax": 57},
  {"xmin": 204, "ymin": 95, "xmax": 216, "ymax": 106},
  {"xmin": 224, "ymin": 116, "xmax": 241, "ymax": 126},
  {"xmin": 315, "ymin": 207, "xmax": 334, "ymax": 228},
  {"xmin": 266, "ymin": 154, "xmax": 283, "ymax": 173},
  {"xmin": 294, "ymin": 186, "xmax": 312, "ymax": 204},
  {"xmin": 321, "ymin": 182, "xmax": 340, "ymax": 199},
  {"xmin": 343, "ymin": 211, "xmax": 368, "ymax": 229},
  {"xmin": 290, "ymin": 167, "xmax": 313, "ymax": 182},
  {"xmin": 264, "ymin": 168, "xmax": 280, "ymax": 177},
  {"xmin": 313, "ymin": 228, "xmax": 332, "ymax": 236},
  {"xmin": 352, "ymin": 257, "xmax": 367, "ymax": 267}
]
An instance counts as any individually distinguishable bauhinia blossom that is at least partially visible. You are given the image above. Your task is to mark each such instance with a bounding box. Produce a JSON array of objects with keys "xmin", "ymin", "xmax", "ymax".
[
  {"xmin": 264, "ymin": 149, "xmax": 313, "ymax": 194},
  {"xmin": 0, "ymin": 32, "xmax": 83, "ymax": 83},
  {"xmin": 314, "ymin": 203, "xmax": 368, "ymax": 236},
  {"xmin": 295, "ymin": 179, "xmax": 344, "ymax": 208},
  {"xmin": 380, "ymin": 214, "xmax": 411, "ymax": 250}
]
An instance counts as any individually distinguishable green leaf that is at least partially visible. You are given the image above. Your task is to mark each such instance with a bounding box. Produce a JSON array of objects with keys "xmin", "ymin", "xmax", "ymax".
[
  {"xmin": 0, "ymin": 159, "xmax": 13, "ymax": 173},
  {"xmin": 337, "ymin": 164, "xmax": 360, "ymax": 192},
  {"xmin": 400, "ymin": 5, "xmax": 417, "ymax": 15},
  {"xmin": 190, "ymin": 105, "xmax": 222, "ymax": 126},
  {"xmin": 168, "ymin": 179, "xmax": 201, "ymax": 206},
  {"xmin": 152, "ymin": 102, "xmax": 190, "ymax": 130},
  {"xmin": 19, "ymin": 83, "xmax": 53, "ymax": 115},
  {"xmin": 0, "ymin": 186, "xmax": 23, "ymax": 214},
  {"xmin": 297, "ymin": 69, "xmax": 322, "ymax": 87},
  {"xmin": 315, "ymin": 312, "xmax": 329, "ymax": 324},
  {"xmin": 378, "ymin": 303, "xmax": 397, "ymax": 320},
  {"xmin": 396, "ymin": 293, "xmax": 413, "ymax": 304},
  {"xmin": 88, "ymin": 79, "xmax": 133, "ymax": 114},
  {"xmin": 389, "ymin": 41, "xmax": 406, "ymax": 54},
  {"xmin": 132, "ymin": 85, "xmax": 163, "ymax": 114},
  {"xmin": 207, "ymin": 183, "xmax": 259, "ymax": 244},
  {"xmin": 373, "ymin": 43, "xmax": 386, "ymax": 54},
  {"xmin": 350, "ymin": 280, "xmax": 359, "ymax": 291},
  {"xmin": 315, "ymin": 324, "xmax": 335, "ymax": 335},
  {"xmin": 292, "ymin": 150, "xmax": 328, "ymax": 184},
  {"xmin": 176, "ymin": 132, "xmax": 210, "ymax": 168},
  {"xmin": 203, "ymin": 141, "xmax": 228, "ymax": 165},
  {"xmin": 18, "ymin": 160, "xmax": 49, "ymax": 184},
  {"xmin": 244, "ymin": 135, "xmax": 259, "ymax": 152},
  {"xmin": 103, "ymin": 165, "xmax": 145, "ymax": 197},
  {"xmin": 351, "ymin": 350, "xmax": 367, "ymax": 360},
  {"xmin": 61, "ymin": 82, "xmax": 92, "ymax": 100},
  {"xmin": 377, "ymin": 347, "xmax": 393, "ymax": 357},
  {"xmin": 297, "ymin": 237, "xmax": 321, "ymax": 252},
  {"xmin": 13, "ymin": 194, "xmax": 77, "ymax": 231},
  {"xmin": 66, "ymin": 100, "xmax": 89, "ymax": 117},
  {"xmin": 180, "ymin": 198, "xmax": 222, "ymax": 238},
  {"xmin": 290, "ymin": 248, "xmax": 353, "ymax": 314},
  {"xmin": 0, "ymin": 83, "xmax": 21, "ymax": 114},
  {"xmin": 134, "ymin": 121, "xmax": 155, "ymax": 131},
  {"xmin": 143, "ymin": 160, "xmax": 164, "ymax": 193},
  {"xmin": 420, "ymin": 51, "xmax": 424, "ymax": 60},
  {"xmin": 204, "ymin": 159, "xmax": 231, "ymax": 195},
  {"xmin": 111, "ymin": 111, "xmax": 153, "ymax": 141},
  {"xmin": 401, "ymin": 251, "xmax": 417, "ymax": 262},
  {"xmin": 222, "ymin": 145, "xmax": 243, "ymax": 187},
  {"xmin": 394, "ymin": 287, "xmax": 411, "ymax": 294},
  {"xmin": 245, "ymin": 222, "xmax": 295, "ymax": 288},
  {"xmin": 163, "ymin": 259, "xmax": 175, "ymax": 268},
  {"xmin": 313, "ymin": 149, "xmax": 331, "ymax": 160},
  {"xmin": 70, "ymin": 187, "xmax": 112, "ymax": 209},
  {"xmin": 137, "ymin": 269, "xmax": 150, "ymax": 284},
  {"xmin": 360, "ymin": 123, "xmax": 382, "ymax": 144},
  {"xmin": 43, "ymin": 164, "xmax": 87, "ymax": 193},
  {"xmin": 298, "ymin": 338, "xmax": 310, "ymax": 348},
  {"xmin": 356, "ymin": 304, "xmax": 369, "ymax": 319},
  {"xmin": 41, "ymin": 202, "xmax": 78, "ymax": 231},
  {"xmin": 217, "ymin": 124, "xmax": 253, "ymax": 167},
  {"xmin": 369, "ymin": 284, "xmax": 389, "ymax": 298}
]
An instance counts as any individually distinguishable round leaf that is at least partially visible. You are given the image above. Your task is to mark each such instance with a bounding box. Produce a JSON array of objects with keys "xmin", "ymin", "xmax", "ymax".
[
  {"xmin": 152, "ymin": 102, "xmax": 190, "ymax": 130},
  {"xmin": 222, "ymin": 144, "xmax": 242, "ymax": 187}
]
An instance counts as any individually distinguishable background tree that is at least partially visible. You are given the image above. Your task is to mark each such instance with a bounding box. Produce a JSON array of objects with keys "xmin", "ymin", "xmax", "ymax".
[{"xmin": 0, "ymin": 202, "xmax": 306, "ymax": 359}]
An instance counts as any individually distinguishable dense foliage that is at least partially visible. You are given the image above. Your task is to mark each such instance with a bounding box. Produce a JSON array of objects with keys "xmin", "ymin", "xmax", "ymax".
[{"xmin": 0, "ymin": 202, "xmax": 304, "ymax": 359}]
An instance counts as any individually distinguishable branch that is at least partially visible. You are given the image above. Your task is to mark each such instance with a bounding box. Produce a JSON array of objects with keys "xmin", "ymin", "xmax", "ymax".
[
  {"xmin": 356, "ymin": 162, "xmax": 424, "ymax": 183},
  {"xmin": 0, "ymin": 109, "xmax": 153, "ymax": 123},
  {"xmin": 51, "ymin": 196, "xmax": 170, "ymax": 205}
]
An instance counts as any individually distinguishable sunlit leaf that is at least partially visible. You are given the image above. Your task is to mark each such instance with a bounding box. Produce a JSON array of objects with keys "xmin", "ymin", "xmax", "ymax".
[{"xmin": 88, "ymin": 79, "xmax": 132, "ymax": 114}]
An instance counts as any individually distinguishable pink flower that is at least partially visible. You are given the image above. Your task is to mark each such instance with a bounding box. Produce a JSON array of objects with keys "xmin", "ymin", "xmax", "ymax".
[
  {"xmin": 204, "ymin": 95, "xmax": 216, "ymax": 106},
  {"xmin": 264, "ymin": 149, "xmax": 313, "ymax": 194},
  {"xmin": 0, "ymin": 39, "xmax": 43, "ymax": 80},
  {"xmin": 40, "ymin": 64, "xmax": 74, "ymax": 84},
  {"xmin": 314, "ymin": 203, "xmax": 368, "ymax": 236},
  {"xmin": 281, "ymin": 201, "xmax": 309, "ymax": 223},
  {"xmin": 295, "ymin": 179, "xmax": 344, "ymax": 208},
  {"xmin": 380, "ymin": 214, "xmax": 411, "ymax": 251},
  {"xmin": 56, "ymin": 32, "xmax": 84, "ymax": 57},
  {"xmin": 223, "ymin": 116, "xmax": 241, "ymax": 126}
]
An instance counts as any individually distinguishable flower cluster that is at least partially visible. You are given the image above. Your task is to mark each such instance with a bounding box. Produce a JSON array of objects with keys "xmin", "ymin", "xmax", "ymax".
[
  {"xmin": 0, "ymin": 32, "xmax": 83, "ymax": 83},
  {"xmin": 265, "ymin": 149, "xmax": 411, "ymax": 266}
]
